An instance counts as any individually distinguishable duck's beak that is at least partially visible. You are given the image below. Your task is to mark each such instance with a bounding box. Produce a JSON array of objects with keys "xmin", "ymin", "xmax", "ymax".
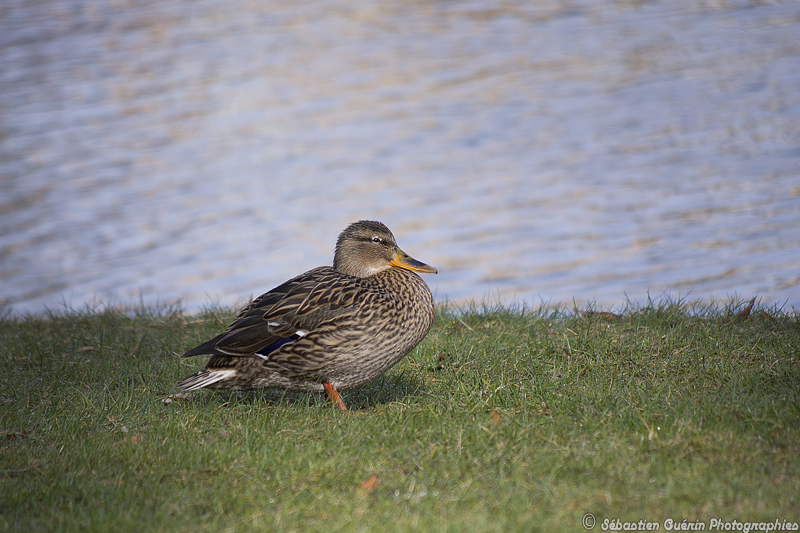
[{"xmin": 390, "ymin": 247, "xmax": 438, "ymax": 274}]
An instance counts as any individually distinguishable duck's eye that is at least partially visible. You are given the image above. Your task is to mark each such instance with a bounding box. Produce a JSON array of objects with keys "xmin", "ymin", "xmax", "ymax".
[{"xmin": 371, "ymin": 236, "xmax": 382, "ymax": 244}]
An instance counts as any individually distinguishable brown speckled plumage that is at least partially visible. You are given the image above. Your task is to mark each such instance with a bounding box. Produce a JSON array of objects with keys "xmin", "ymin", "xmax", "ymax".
[{"xmin": 177, "ymin": 220, "xmax": 436, "ymax": 409}]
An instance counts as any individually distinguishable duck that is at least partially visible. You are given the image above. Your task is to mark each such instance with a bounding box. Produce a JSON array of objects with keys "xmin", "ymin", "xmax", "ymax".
[{"xmin": 177, "ymin": 220, "xmax": 437, "ymax": 410}]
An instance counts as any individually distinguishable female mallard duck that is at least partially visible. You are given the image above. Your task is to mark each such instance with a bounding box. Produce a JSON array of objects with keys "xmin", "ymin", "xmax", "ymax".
[{"xmin": 177, "ymin": 220, "xmax": 437, "ymax": 410}]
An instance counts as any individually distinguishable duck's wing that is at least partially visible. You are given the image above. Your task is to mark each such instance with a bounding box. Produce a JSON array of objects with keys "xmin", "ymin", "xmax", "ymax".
[{"xmin": 182, "ymin": 267, "xmax": 369, "ymax": 359}]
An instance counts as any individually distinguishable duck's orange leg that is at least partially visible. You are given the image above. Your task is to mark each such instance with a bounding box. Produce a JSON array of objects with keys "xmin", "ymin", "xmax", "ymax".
[{"xmin": 323, "ymin": 382, "xmax": 347, "ymax": 411}]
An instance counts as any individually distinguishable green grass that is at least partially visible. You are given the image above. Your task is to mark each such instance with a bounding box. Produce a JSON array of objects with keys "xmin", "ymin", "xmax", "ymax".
[{"xmin": 1, "ymin": 298, "xmax": 799, "ymax": 532}]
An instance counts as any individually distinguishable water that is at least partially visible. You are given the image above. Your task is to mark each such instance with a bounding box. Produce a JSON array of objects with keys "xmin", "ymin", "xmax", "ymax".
[{"xmin": 1, "ymin": 0, "xmax": 799, "ymax": 315}]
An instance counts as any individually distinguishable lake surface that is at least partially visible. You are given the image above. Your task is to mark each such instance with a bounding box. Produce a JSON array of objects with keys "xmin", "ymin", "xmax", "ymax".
[{"xmin": 1, "ymin": 0, "xmax": 799, "ymax": 315}]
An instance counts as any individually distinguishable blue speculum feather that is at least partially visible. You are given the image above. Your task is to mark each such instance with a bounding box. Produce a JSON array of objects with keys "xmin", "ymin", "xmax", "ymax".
[{"xmin": 257, "ymin": 336, "xmax": 295, "ymax": 356}]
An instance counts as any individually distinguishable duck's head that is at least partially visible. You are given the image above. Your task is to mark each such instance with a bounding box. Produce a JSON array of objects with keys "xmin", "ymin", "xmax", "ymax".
[{"xmin": 333, "ymin": 220, "xmax": 438, "ymax": 278}]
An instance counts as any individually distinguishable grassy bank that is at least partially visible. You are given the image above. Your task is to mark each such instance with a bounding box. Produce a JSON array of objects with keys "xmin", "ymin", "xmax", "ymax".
[{"xmin": 1, "ymin": 298, "xmax": 798, "ymax": 531}]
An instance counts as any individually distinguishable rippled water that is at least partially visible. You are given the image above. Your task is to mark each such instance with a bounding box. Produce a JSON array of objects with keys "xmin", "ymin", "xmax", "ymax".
[{"xmin": 1, "ymin": 0, "xmax": 799, "ymax": 314}]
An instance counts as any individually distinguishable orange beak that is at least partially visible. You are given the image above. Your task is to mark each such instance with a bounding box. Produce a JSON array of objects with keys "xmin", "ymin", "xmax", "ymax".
[{"xmin": 389, "ymin": 247, "xmax": 437, "ymax": 274}]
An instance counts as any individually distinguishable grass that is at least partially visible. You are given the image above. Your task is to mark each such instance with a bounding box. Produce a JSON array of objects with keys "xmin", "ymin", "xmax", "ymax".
[{"xmin": 1, "ymin": 297, "xmax": 799, "ymax": 532}]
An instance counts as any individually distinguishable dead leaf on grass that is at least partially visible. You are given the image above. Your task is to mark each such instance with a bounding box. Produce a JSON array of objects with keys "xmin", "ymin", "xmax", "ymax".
[
  {"xmin": 162, "ymin": 392, "xmax": 196, "ymax": 403},
  {"xmin": 739, "ymin": 297, "xmax": 756, "ymax": 318},
  {"xmin": 6, "ymin": 428, "xmax": 33, "ymax": 441},
  {"xmin": 490, "ymin": 409, "xmax": 501, "ymax": 427},
  {"xmin": 358, "ymin": 474, "xmax": 379, "ymax": 494},
  {"xmin": 573, "ymin": 302, "xmax": 619, "ymax": 319}
]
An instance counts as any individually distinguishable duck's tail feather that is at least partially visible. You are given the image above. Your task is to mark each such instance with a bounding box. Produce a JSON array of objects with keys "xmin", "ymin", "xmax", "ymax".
[{"xmin": 176, "ymin": 369, "xmax": 237, "ymax": 390}]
